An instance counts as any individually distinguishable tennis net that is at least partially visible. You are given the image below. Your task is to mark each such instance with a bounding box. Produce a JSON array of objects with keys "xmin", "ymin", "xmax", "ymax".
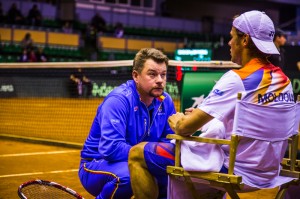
[{"xmin": 0, "ymin": 60, "xmax": 238, "ymax": 145}]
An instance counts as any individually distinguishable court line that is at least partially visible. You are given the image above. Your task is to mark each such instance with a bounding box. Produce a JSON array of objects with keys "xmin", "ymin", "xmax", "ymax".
[
  {"xmin": 0, "ymin": 150, "xmax": 80, "ymax": 157},
  {"xmin": 0, "ymin": 169, "xmax": 78, "ymax": 178}
]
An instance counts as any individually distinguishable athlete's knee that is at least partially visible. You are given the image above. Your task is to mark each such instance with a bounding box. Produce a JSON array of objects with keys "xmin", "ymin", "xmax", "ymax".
[{"xmin": 128, "ymin": 142, "xmax": 147, "ymax": 166}]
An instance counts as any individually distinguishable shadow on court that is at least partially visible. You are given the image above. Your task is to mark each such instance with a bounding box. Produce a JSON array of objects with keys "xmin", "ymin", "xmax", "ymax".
[{"xmin": 0, "ymin": 138, "xmax": 94, "ymax": 199}]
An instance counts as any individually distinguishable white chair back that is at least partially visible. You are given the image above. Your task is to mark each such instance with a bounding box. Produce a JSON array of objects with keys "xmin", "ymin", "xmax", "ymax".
[{"xmin": 233, "ymin": 101, "xmax": 297, "ymax": 142}]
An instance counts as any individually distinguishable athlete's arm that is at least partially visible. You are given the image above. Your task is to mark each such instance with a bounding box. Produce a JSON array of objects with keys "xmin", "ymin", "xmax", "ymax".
[{"xmin": 168, "ymin": 109, "xmax": 213, "ymax": 136}]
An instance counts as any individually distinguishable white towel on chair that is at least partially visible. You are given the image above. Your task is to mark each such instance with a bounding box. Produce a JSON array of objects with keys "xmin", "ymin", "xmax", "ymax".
[{"xmin": 180, "ymin": 118, "xmax": 226, "ymax": 172}]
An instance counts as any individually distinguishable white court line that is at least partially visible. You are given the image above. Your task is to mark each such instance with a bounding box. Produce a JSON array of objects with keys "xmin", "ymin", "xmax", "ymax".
[
  {"xmin": 0, "ymin": 169, "xmax": 78, "ymax": 178},
  {"xmin": 0, "ymin": 150, "xmax": 80, "ymax": 157}
]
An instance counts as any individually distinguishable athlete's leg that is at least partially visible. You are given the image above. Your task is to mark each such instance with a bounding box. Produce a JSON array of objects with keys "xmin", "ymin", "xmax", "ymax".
[{"xmin": 79, "ymin": 159, "xmax": 132, "ymax": 199}]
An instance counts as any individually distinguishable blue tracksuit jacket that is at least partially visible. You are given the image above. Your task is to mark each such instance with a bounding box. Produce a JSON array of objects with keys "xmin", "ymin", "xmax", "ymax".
[{"xmin": 80, "ymin": 80, "xmax": 176, "ymax": 162}]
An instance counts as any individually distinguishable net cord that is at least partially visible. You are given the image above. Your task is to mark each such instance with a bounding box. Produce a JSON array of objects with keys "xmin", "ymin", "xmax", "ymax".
[{"xmin": 0, "ymin": 60, "xmax": 240, "ymax": 69}]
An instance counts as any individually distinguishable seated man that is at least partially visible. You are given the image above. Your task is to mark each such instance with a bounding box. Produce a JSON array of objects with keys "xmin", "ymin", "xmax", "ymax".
[{"xmin": 128, "ymin": 10, "xmax": 295, "ymax": 199}]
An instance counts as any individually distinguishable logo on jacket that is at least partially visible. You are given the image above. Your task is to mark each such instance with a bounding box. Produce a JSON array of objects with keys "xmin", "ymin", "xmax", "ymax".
[
  {"xmin": 111, "ymin": 119, "xmax": 120, "ymax": 124},
  {"xmin": 124, "ymin": 90, "xmax": 132, "ymax": 96},
  {"xmin": 157, "ymin": 105, "xmax": 165, "ymax": 115},
  {"xmin": 158, "ymin": 105, "xmax": 162, "ymax": 112},
  {"xmin": 134, "ymin": 106, "xmax": 138, "ymax": 111}
]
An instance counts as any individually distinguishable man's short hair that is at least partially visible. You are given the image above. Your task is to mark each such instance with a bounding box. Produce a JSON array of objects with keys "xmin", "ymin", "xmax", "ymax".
[{"xmin": 133, "ymin": 48, "xmax": 169, "ymax": 73}]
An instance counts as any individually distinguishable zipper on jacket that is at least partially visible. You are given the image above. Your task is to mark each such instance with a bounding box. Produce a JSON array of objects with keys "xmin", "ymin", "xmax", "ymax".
[
  {"xmin": 147, "ymin": 103, "xmax": 162, "ymax": 136},
  {"xmin": 139, "ymin": 100, "xmax": 163, "ymax": 142},
  {"xmin": 144, "ymin": 118, "xmax": 147, "ymax": 136},
  {"xmin": 138, "ymin": 117, "xmax": 148, "ymax": 142}
]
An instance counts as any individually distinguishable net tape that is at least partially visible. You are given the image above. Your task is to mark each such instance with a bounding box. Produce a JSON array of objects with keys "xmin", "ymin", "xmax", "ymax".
[{"xmin": 0, "ymin": 60, "xmax": 240, "ymax": 69}]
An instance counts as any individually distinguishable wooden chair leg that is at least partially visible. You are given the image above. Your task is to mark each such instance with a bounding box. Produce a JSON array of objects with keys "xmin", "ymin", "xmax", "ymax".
[
  {"xmin": 275, "ymin": 184, "xmax": 289, "ymax": 199},
  {"xmin": 184, "ymin": 176, "xmax": 200, "ymax": 199},
  {"xmin": 275, "ymin": 180, "xmax": 300, "ymax": 199},
  {"xmin": 224, "ymin": 184, "xmax": 240, "ymax": 199}
]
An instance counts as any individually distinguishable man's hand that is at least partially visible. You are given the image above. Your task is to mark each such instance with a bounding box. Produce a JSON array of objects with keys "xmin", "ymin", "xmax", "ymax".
[{"xmin": 168, "ymin": 112, "xmax": 185, "ymax": 133}]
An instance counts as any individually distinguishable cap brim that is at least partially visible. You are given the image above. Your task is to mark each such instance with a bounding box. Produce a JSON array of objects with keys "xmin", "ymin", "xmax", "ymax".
[{"xmin": 251, "ymin": 37, "xmax": 280, "ymax": 55}]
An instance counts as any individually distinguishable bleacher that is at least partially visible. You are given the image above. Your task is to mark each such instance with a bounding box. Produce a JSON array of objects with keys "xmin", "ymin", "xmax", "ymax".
[
  {"xmin": 0, "ymin": 26, "xmax": 84, "ymax": 62},
  {"xmin": 0, "ymin": 0, "xmax": 230, "ymax": 63},
  {"xmin": 0, "ymin": 18, "xmax": 198, "ymax": 62}
]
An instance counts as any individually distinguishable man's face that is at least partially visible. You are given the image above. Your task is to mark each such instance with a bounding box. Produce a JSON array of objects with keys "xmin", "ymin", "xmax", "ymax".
[
  {"xmin": 133, "ymin": 59, "xmax": 167, "ymax": 99},
  {"xmin": 228, "ymin": 27, "xmax": 243, "ymax": 65}
]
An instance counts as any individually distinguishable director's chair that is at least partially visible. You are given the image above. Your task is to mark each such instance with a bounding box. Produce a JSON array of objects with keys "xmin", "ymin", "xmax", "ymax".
[{"xmin": 167, "ymin": 94, "xmax": 300, "ymax": 199}]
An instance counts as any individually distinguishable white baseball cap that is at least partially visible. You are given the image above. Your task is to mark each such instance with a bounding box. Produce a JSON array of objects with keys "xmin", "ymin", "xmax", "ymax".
[{"xmin": 233, "ymin": 10, "xmax": 280, "ymax": 55}]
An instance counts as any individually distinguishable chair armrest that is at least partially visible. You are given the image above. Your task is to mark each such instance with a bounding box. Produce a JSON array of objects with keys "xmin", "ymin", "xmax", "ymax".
[
  {"xmin": 280, "ymin": 169, "xmax": 300, "ymax": 178},
  {"xmin": 167, "ymin": 134, "xmax": 239, "ymax": 175}
]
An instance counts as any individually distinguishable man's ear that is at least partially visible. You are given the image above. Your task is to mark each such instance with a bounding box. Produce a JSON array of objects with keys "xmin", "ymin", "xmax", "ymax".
[
  {"xmin": 243, "ymin": 34, "xmax": 250, "ymax": 46},
  {"xmin": 132, "ymin": 70, "xmax": 138, "ymax": 82}
]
